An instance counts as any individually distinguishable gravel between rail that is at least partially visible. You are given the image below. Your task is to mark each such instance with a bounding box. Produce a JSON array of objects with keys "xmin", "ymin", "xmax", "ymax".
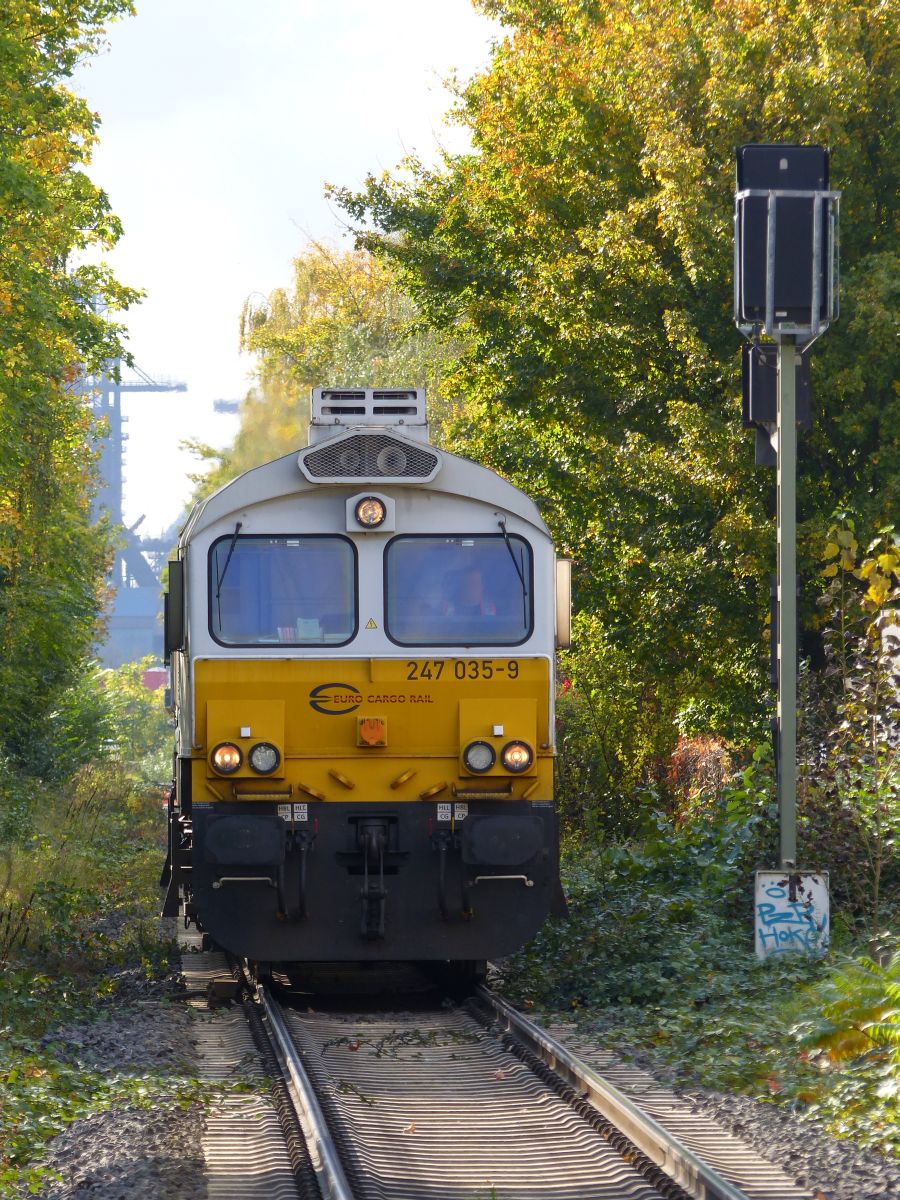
[
  {"xmin": 20, "ymin": 958, "xmax": 900, "ymax": 1200},
  {"xmin": 540, "ymin": 1018, "xmax": 900, "ymax": 1200}
]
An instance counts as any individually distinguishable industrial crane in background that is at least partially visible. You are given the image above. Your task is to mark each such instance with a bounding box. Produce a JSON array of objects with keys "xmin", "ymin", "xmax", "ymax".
[{"xmin": 78, "ymin": 359, "xmax": 187, "ymax": 665}]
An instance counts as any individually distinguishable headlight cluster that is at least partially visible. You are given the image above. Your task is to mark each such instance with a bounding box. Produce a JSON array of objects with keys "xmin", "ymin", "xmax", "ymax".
[
  {"xmin": 210, "ymin": 741, "xmax": 280, "ymax": 776},
  {"xmin": 462, "ymin": 738, "xmax": 534, "ymax": 774}
]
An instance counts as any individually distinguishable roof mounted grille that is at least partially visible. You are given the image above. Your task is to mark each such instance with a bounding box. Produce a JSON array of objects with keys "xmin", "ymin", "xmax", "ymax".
[
  {"xmin": 308, "ymin": 385, "xmax": 429, "ymax": 444},
  {"xmin": 299, "ymin": 433, "xmax": 440, "ymax": 484}
]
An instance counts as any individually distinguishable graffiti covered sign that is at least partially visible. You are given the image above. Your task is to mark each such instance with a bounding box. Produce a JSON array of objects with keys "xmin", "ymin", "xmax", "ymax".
[{"xmin": 754, "ymin": 871, "xmax": 830, "ymax": 959}]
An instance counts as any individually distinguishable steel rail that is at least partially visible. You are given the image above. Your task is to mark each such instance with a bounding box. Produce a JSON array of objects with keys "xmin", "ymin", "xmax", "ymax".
[
  {"xmin": 477, "ymin": 986, "xmax": 753, "ymax": 1200},
  {"xmin": 257, "ymin": 983, "xmax": 355, "ymax": 1200}
]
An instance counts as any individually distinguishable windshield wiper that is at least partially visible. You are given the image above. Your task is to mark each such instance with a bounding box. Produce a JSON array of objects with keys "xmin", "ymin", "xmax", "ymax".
[
  {"xmin": 497, "ymin": 517, "xmax": 528, "ymax": 623},
  {"xmin": 215, "ymin": 521, "xmax": 242, "ymax": 627}
]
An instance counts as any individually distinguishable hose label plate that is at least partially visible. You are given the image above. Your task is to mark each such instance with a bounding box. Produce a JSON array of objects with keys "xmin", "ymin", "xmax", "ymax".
[{"xmin": 277, "ymin": 803, "xmax": 308, "ymax": 822}]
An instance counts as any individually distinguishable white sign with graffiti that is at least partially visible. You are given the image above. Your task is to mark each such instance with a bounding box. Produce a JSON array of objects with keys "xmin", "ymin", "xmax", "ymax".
[{"xmin": 754, "ymin": 871, "xmax": 830, "ymax": 959}]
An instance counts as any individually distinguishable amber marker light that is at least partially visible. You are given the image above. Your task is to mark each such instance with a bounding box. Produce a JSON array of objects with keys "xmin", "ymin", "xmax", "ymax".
[
  {"xmin": 359, "ymin": 717, "xmax": 387, "ymax": 746},
  {"xmin": 354, "ymin": 496, "xmax": 386, "ymax": 528},
  {"xmin": 501, "ymin": 740, "xmax": 533, "ymax": 773},
  {"xmin": 210, "ymin": 742, "xmax": 242, "ymax": 774},
  {"xmin": 248, "ymin": 742, "xmax": 280, "ymax": 774},
  {"xmin": 463, "ymin": 740, "xmax": 496, "ymax": 773}
]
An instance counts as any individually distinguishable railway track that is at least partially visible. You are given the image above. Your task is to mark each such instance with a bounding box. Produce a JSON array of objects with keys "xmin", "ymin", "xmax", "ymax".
[{"xmin": 182, "ymin": 950, "xmax": 816, "ymax": 1200}]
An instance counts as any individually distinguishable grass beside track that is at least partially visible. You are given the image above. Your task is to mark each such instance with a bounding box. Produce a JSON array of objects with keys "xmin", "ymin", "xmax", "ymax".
[{"xmin": 0, "ymin": 757, "xmax": 210, "ymax": 1197}]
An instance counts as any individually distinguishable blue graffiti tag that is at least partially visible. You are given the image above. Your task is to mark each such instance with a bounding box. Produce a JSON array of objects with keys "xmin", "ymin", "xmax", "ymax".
[{"xmin": 756, "ymin": 887, "xmax": 829, "ymax": 955}]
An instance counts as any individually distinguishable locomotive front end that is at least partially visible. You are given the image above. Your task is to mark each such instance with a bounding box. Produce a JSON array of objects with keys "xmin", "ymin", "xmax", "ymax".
[{"xmin": 161, "ymin": 388, "xmax": 567, "ymax": 964}]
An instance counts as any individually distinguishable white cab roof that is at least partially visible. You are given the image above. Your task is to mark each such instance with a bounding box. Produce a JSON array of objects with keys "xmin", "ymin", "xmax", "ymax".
[{"xmin": 179, "ymin": 433, "xmax": 550, "ymax": 546}]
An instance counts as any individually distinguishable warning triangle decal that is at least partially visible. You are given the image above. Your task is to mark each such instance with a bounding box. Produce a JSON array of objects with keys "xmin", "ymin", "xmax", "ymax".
[{"xmin": 365, "ymin": 618, "xmax": 378, "ymax": 629}]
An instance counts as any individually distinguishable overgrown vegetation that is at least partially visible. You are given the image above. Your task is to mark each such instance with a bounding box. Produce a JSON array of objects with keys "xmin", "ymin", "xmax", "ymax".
[
  {"xmin": 0, "ymin": 1041, "xmax": 206, "ymax": 1197},
  {"xmin": 500, "ymin": 813, "xmax": 898, "ymax": 1153},
  {"xmin": 799, "ymin": 524, "xmax": 900, "ymax": 947},
  {"xmin": 0, "ymin": 659, "xmax": 186, "ymax": 1193},
  {"xmin": 0, "ymin": 12, "xmax": 192, "ymax": 1183},
  {"xmin": 500, "ymin": 530, "xmax": 899, "ymax": 1153},
  {"xmin": 0, "ymin": 0, "xmax": 139, "ymax": 773}
]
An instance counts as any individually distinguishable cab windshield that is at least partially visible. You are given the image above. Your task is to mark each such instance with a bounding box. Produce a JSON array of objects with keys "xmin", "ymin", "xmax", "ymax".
[
  {"xmin": 385, "ymin": 534, "xmax": 532, "ymax": 646},
  {"xmin": 210, "ymin": 535, "xmax": 356, "ymax": 646}
]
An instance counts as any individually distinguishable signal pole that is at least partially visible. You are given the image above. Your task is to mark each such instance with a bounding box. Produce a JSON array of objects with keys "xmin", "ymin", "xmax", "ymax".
[
  {"xmin": 734, "ymin": 143, "xmax": 840, "ymax": 955},
  {"xmin": 776, "ymin": 336, "xmax": 797, "ymax": 867}
]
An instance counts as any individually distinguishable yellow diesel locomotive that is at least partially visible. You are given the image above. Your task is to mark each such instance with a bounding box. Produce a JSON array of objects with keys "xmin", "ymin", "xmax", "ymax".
[{"xmin": 161, "ymin": 388, "xmax": 570, "ymax": 966}]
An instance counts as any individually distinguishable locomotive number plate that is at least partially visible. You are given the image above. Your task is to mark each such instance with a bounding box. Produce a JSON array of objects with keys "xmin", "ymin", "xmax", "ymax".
[{"xmin": 405, "ymin": 658, "xmax": 521, "ymax": 681}]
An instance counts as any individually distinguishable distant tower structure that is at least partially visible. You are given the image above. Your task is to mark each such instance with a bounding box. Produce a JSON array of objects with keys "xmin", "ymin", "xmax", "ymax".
[{"xmin": 78, "ymin": 358, "xmax": 187, "ymax": 666}]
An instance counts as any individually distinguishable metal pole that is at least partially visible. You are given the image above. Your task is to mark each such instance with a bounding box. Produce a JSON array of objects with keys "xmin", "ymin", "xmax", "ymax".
[{"xmin": 777, "ymin": 336, "xmax": 797, "ymax": 867}]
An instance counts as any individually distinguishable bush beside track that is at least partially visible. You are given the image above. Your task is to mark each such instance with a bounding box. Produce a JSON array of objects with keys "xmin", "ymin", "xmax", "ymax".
[
  {"xmin": 0, "ymin": 659, "xmax": 210, "ymax": 1196},
  {"xmin": 500, "ymin": 524, "xmax": 899, "ymax": 1158}
]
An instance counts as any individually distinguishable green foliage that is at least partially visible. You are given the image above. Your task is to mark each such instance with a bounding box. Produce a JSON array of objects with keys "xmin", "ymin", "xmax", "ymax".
[
  {"xmin": 0, "ymin": 651, "xmax": 186, "ymax": 1189},
  {"xmin": 241, "ymin": 241, "xmax": 459, "ymax": 411},
  {"xmin": 46, "ymin": 666, "xmax": 120, "ymax": 776},
  {"xmin": 0, "ymin": 768, "xmax": 161, "ymax": 967},
  {"xmin": 563, "ymin": 945, "xmax": 900, "ymax": 1155},
  {"xmin": 502, "ymin": 787, "xmax": 900, "ymax": 1153},
  {"xmin": 0, "ymin": 656, "xmax": 172, "ymax": 867},
  {"xmin": 555, "ymin": 612, "xmax": 681, "ymax": 836},
  {"xmin": 795, "ymin": 952, "xmax": 900, "ymax": 1065},
  {"xmin": 786, "ymin": 952, "xmax": 900, "ymax": 1152},
  {"xmin": 0, "ymin": 820, "xmax": 223, "ymax": 1195},
  {"xmin": 336, "ymin": 0, "xmax": 899, "ymax": 748},
  {"xmin": 796, "ymin": 1051, "xmax": 900, "ymax": 1154},
  {"xmin": 0, "ymin": 657, "xmax": 173, "ymax": 974},
  {"xmin": 502, "ymin": 778, "xmax": 773, "ymax": 1009},
  {"xmin": 0, "ymin": 0, "xmax": 140, "ymax": 771},
  {"xmin": 98, "ymin": 656, "xmax": 174, "ymax": 786},
  {"xmin": 798, "ymin": 523, "xmax": 900, "ymax": 941},
  {"xmin": 579, "ymin": 952, "xmax": 830, "ymax": 1096}
]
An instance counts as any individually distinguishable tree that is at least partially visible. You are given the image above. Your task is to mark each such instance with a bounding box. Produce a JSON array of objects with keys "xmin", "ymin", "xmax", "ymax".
[
  {"xmin": 334, "ymin": 0, "xmax": 899, "ymax": 744},
  {"xmin": 187, "ymin": 242, "xmax": 461, "ymax": 499},
  {"xmin": 0, "ymin": 1, "xmax": 138, "ymax": 769}
]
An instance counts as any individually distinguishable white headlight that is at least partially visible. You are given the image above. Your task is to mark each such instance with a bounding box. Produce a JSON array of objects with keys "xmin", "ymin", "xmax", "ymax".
[
  {"xmin": 463, "ymin": 740, "xmax": 496, "ymax": 773},
  {"xmin": 248, "ymin": 742, "xmax": 280, "ymax": 775}
]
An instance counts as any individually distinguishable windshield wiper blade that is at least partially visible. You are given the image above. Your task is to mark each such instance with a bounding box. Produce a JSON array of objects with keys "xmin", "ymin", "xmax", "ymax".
[
  {"xmin": 497, "ymin": 517, "xmax": 528, "ymax": 622},
  {"xmin": 215, "ymin": 521, "xmax": 242, "ymax": 626},
  {"xmin": 216, "ymin": 522, "xmax": 243, "ymax": 597}
]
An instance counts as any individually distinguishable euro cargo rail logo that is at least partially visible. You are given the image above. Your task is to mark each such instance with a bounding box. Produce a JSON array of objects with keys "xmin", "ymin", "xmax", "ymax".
[{"xmin": 309, "ymin": 683, "xmax": 363, "ymax": 715}]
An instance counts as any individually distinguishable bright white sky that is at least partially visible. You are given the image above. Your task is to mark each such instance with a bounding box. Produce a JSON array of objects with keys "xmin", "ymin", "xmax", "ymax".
[{"xmin": 74, "ymin": 0, "xmax": 498, "ymax": 537}]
